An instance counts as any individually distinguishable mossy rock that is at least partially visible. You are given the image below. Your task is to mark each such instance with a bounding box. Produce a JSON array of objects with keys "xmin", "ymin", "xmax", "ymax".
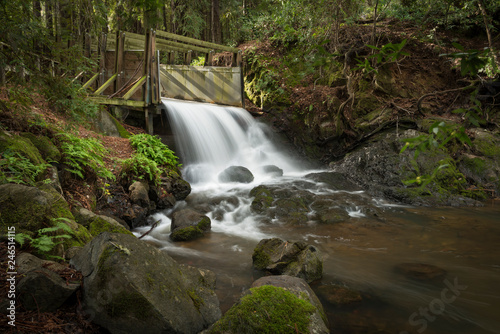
[
  {"xmin": 62, "ymin": 219, "xmax": 93, "ymax": 249},
  {"xmin": 0, "ymin": 130, "xmax": 46, "ymax": 165},
  {"xmin": 252, "ymin": 238, "xmax": 323, "ymax": 283},
  {"xmin": 88, "ymin": 216, "xmax": 133, "ymax": 237},
  {"xmin": 170, "ymin": 209, "xmax": 211, "ymax": 242},
  {"xmin": 471, "ymin": 129, "xmax": 500, "ymax": 158},
  {"xmin": 250, "ymin": 185, "xmax": 274, "ymax": 213},
  {"xmin": 0, "ymin": 183, "xmax": 74, "ymax": 237},
  {"xmin": 209, "ymin": 285, "xmax": 317, "ymax": 334},
  {"xmin": 20, "ymin": 132, "xmax": 61, "ymax": 163}
]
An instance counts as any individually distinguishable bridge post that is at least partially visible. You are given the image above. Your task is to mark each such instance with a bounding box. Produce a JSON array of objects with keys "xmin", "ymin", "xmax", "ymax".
[
  {"xmin": 98, "ymin": 33, "xmax": 107, "ymax": 88},
  {"xmin": 114, "ymin": 31, "xmax": 125, "ymax": 93}
]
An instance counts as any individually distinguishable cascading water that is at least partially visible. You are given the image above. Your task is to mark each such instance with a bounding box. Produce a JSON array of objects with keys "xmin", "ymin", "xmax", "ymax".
[
  {"xmin": 163, "ymin": 98, "xmax": 301, "ymax": 185},
  {"xmin": 132, "ymin": 98, "xmax": 500, "ymax": 334}
]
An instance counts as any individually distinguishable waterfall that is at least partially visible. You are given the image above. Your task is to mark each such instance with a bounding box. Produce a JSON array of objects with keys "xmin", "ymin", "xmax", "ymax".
[{"xmin": 162, "ymin": 98, "xmax": 300, "ymax": 186}]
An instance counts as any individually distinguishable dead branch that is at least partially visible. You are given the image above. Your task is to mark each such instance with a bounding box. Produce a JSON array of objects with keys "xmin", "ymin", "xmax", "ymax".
[{"xmin": 138, "ymin": 220, "xmax": 160, "ymax": 239}]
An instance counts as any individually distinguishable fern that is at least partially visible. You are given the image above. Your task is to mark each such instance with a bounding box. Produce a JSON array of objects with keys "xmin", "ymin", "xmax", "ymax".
[
  {"xmin": 0, "ymin": 149, "xmax": 50, "ymax": 186},
  {"xmin": 57, "ymin": 133, "xmax": 115, "ymax": 181},
  {"xmin": 16, "ymin": 218, "xmax": 73, "ymax": 258},
  {"xmin": 129, "ymin": 134, "xmax": 180, "ymax": 169},
  {"xmin": 120, "ymin": 153, "xmax": 162, "ymax": 186}
]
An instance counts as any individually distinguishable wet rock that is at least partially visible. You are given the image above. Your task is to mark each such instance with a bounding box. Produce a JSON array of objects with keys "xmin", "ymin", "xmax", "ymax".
[
  {"xmin": 149, "ymin": 186, "xmax": 176, "ymax": 209},
  {"xmin": 129, "ymin": 181, "xmax": 150, "ymax": 208},
  {"xmin": 270, "ymin": 198, "xmax": 309, "ymax": 225},
  {"xmin": 170, "ymin": 209, "xmax": 211, "ymax": 241},
  {"xmin": 210, "ymin": 275, "xmax": 329, "ymax": 334},
  {"xmin": 394, "ymin": 263, "xmax": 446, "ymax": 281},
  {"xmin": 305, "ymin": 172, "xmax": 363, "ymax": 191},
  {"xmin": 331, "ymin": 129, "xmax": 484, "ymax": 206},
  {"xmin": 16, "ymin": 253, "xmax": 80, "ymax": 312},
  {"xmin": 122, "ymin": 204, "xmax": 149, "ymax": 228},
  {"xmin": 70, "ymin": 232, "xmax": 221, "ymax": 334},
  {"xmin": 252, "ymin": 238, "xmax": 323, "ymax": 283},
  {"xmin": 218, "ymin": 166, "xmax": 254, "ymax": 183},
  {"xmin": 311, "ymin": 199, "xmax": 350, "ymax": 224},
  {"xmin": 316, "ymin": 284, "xmax": 363, "ymax": 307},
  {"xmin": 260, "ymin": 165, "xmax": 284, "ymax": 177},
  {"xmin": 250, "ymin": 185, "xmax": 274, "ymax": 213},
  {"xmin": 171, "ymin": 177, "xmax": 192, "ymax": 200}
]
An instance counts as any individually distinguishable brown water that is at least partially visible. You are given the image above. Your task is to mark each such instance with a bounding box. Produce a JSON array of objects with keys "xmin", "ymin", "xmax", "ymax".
[
  {"xmin": 151, "ymin": 99, "xmax": 500, "ymax": 333},
  {"xmin": 137, "ymin": 198, "xmax": 500, "ymax": 334}
]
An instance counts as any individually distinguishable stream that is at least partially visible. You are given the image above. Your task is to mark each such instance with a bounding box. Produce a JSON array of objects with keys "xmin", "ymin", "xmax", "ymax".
[{"xmin": 134, "ymin": 99, "xmax": 500, "ymax": 334}]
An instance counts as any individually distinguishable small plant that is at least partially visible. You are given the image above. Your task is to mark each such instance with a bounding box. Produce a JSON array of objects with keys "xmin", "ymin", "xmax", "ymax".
[
  {"xmin": 129, "ymin": 134, "xmax": 179, "ymax": 169},
  {"xmin": 440, "ymin": 43, "xmax": 495, "ymax": 77},
  {"xmin": 15, "ymin": 218, "xmax": 73, "ymax": 260},
  {"xmin": 355, "ymin": 39, "xmax": 410, "ymax": 74},
  {"xmin": 0, "ymin": 150, "xmax": 50, "ymax": 186},
  {"xmin": 120, "ymin": 153, "xmax": 162, "ymax": 186},
  {"xmin": 57, "ymin": 133, "xmax": 115, "ymax": 180},
  {"xmin": 190, "ymin": 56, "xmax": 206, "ymax": 66}
]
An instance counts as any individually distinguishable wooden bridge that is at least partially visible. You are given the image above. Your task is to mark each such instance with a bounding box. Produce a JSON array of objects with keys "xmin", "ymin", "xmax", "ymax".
[{"xmin": 80, "ymin": 29, "xmax": 244, "ymax": 133}]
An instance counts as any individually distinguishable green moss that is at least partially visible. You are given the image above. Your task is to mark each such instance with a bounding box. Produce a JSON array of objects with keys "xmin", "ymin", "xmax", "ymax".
[
  {"xmin": 20, "ymin": 133, "xmax": 61, "ymax": 163},
  {"xmin": 209, "ymin": 285, "xmax": 316, "ymax": 334},
  {"xmin": 64, "ymin": 223, "xmax": 92, "ymax": 248},
  {"xmin": 105, "ymin": 289, "xmax": 156, "ymax": 320},
  {"xmin": 170, "ymin": 225, "xmax": 203, "ymax": 241},
  {"xmin": 250, "ymin": 186, "xmax": 274, "ymax": 213},
  {"xmin": 187, "ymin": 289, "xmax": 204, "ymax": 311},
  {"xmin": 197, "ymin": 217, "xmax": 211, "ymax": 231},
  {"xmin": 0, "ymin": 131, "xmax": 45, "ymax": 165},
  {"xmin": 88, "ymin": 217, "xmax": 133, "ymax": 237},
  {"xmin": 109, "ymin": 114, "xmax": 131, "ymax": 139},
  {"xmin": 252, "ymin": 245, "xmax": 271, "ymax": 270}
]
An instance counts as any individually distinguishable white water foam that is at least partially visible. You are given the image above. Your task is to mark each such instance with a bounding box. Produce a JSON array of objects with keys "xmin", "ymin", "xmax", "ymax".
[{"xmin": 163, "ymin": 98, "xmax": 302, "ymax": 187}]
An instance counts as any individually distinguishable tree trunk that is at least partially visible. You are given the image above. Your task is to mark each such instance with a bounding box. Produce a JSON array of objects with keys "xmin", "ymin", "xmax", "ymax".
[
  {"xmin": 477, "ymin": 0, "xmax": 497, "ymax": 72},
  {"xmin": 211, "ymin": 0, "xmax": 221, "ymax": 43}
]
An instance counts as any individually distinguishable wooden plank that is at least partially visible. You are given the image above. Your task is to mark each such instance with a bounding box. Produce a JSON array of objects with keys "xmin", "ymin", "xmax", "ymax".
[
  {"xmin": 80, "ymin": 72, "xmax": 99, "ymax": 91},
  {"xmin": 205, "ymin": 50, "xmax": 214, "ymax": 66},
  {"xmin": 98, "ymin": 33, "xmax": 107, "ymax": 87},
  {"xmin": 155, "ymin": 29, "xmax": 240, "ymax": 53},
  {"xmin": 114, "ymin": 31, "xmax": 125, "ymax": 92},
  {"xmin": 184, "ymin": 50, "xmax": 192, "ymax": 65},
  {"xmin": 88, "ymin": 96, "xmax": 147, "ymax": 108},
  {"xmin": 143, "ymin": 30, "xmax": 152, "ymax": 104},
  {"xmin": 232, "ymin": 50, "xmax": 243, "ymax": 67},
  {"xmin": 94, "ymin": 73, "xmax": 117, "ymax": 95},
  {"xmin": 123, "ymin": 75, "xmax": 147, "ymax": 100},
  {"xmin": 155, "ymin": 38, "xmax": 210, "ymax": 53}
]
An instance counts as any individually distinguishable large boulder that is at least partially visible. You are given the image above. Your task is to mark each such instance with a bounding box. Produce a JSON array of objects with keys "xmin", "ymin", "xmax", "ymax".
[
  {"xmin": 0, "ymin": 184, "xmax": 92, "ymax": 255},
  {"xmin": 218, "ymin": 166, "xmax": 254, "ymax": 183},
  {"xmin": 170, "ymin": 209, "xmax": 211, "ymax": 241},
  {"xmin": 252, "ymin": 238, "xmax": 323, "ymax": 283},
  {"xmin": 209, "ymin": 275, "xmax": 329, "ymax": 334},
  {"xmin": 16, "ymin": 253, "xmax": 80, "ymax": 312},
  {"xmin": 70, "ymin": 232, "xmax": 221, "ymax": 334}
]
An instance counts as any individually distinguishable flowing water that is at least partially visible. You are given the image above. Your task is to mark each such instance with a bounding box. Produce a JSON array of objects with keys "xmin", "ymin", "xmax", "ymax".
[{"xmin": 134, "ymin": 99, "xmax": 500, "ymax": 334}]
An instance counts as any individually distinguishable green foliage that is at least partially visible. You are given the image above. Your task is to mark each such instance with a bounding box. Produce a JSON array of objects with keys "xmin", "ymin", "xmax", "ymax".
[
  {"xmin": 15, "ymin": 218, "xmax": 73, "ymax": 259},
  {"xmin": 57, "ymin": 133, "xmax": 115, "ymax": 180},
  {"xmin": 400, "ymin": 121, "xmax": 471, "ymax": 187},
  {"xmin": 0, "ymin": 150, "xmax": 50, "ymax": 186},
  {"xmin": 210, "ymin": 285, "xmax": 316, "ymax": 334},
  {"xmin": 129, "ymin": 134, "xmax": 179, "ymax": 169},
  {"xmin": 191, "ymin": 56, "xmax": 206, "ymax": 66},
  {"xmin": 120, "ymin": 153, "xmax": 162, "ymax": 186},
  {"xmin": 355, "ymin": 39, "xmax": 409, "ymax": 75},
  {"xmin": 441, "ymin": 43, "xmax": 497, "ymax": 77}
]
